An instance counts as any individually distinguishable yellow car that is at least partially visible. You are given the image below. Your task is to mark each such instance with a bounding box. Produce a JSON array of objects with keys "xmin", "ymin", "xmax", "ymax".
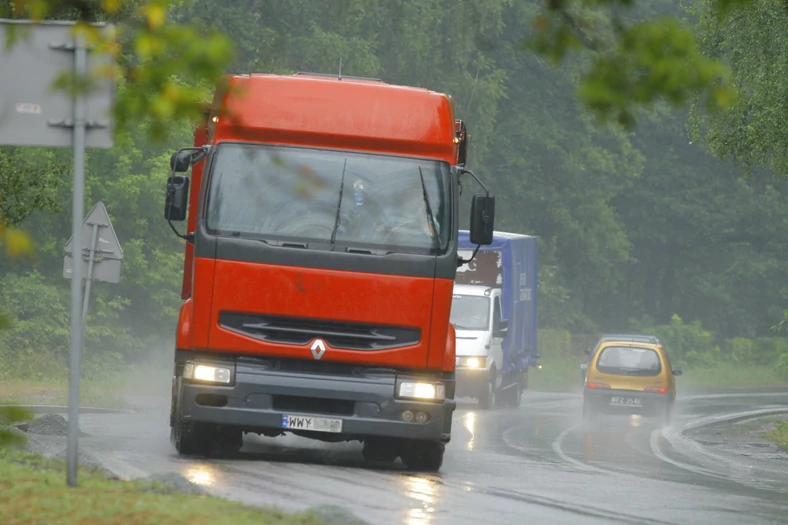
[{"xmin": 581, "ymin": 335, "xmax": 682, "ymax": 424}]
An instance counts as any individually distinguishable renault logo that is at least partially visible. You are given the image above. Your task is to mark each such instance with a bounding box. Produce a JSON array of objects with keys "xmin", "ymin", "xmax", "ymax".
[{"xmin": 310, "ymin": 339, "xmax": 326, "ymax": 360}]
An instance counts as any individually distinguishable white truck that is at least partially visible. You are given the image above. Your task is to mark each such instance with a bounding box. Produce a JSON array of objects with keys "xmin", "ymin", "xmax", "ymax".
[{"xmin": 451, "ymin": 231, "xmax": 538, "ymax": 409}]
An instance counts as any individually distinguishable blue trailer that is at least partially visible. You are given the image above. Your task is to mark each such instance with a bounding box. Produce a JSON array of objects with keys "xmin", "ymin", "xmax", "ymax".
[{"xmin": 453, "ymin": 230, "xmax": 538, "ymax": 408}]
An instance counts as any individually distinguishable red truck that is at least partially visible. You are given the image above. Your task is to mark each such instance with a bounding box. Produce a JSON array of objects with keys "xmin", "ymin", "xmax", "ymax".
[{"xmin": 163, "ymin": 72, "xmax": 495, "ymax": 471}]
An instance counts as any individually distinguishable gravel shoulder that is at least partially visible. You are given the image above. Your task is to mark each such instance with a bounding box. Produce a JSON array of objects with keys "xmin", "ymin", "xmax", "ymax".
[{"xmin": 686, "ymin": 414, "xmax": 788, "ymax": 465}]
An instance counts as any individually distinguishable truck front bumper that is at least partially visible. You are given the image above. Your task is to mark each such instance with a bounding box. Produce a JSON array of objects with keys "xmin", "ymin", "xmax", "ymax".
[{"xmin": 175, "ymin": 354, "xmax": 455, "ymax": 443}]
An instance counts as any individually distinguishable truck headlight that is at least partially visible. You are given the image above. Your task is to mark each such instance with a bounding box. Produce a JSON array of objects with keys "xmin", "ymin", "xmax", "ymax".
[
  {"xmin": 457, "ymin": 357, "xmax": 486, "ymax": 368},
  {"xmin": 183, "ymin": 363, "xmax": 233, "ymax": 385},
  {"xmin": 397, "ymin": 381, "xmax": 446, "ymax": 401}
]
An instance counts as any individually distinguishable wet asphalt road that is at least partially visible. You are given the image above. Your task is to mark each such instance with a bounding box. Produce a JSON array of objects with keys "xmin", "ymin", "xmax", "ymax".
[{"xmin": 66, "ymin": 389, "xmax": 788, "ymax": 525}]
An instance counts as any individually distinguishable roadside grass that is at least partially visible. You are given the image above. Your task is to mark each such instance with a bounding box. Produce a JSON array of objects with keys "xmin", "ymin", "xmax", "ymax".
[
  {"xmin": 0, "ymin": 379, "xmax": 126, "ymax": 408},
  {"xmin": 764, "ymin": 420, "xmax": 788, "ymax": 451},
  {"xmin": 0, "ymin": 447, "xmax": 328, "ymax": 525},
  {"xmin": 529, "ymin": 355, "xmax": 581, "ymax": 392},
  {"xmin": 0, "ymin": 351, "xmax": 174, "ymax": 409},
  {"xmin": 680, "ymin": 363, "xmax": 788, "ymax": 391}
]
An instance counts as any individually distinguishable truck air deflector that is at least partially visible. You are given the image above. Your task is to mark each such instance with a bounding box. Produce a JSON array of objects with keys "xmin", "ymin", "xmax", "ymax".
[{"xmin": 220, "ymin": 312, "xmax": 421, "ymax": 351}]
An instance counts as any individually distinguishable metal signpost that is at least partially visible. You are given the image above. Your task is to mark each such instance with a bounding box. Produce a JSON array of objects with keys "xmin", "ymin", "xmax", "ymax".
[
  {"xmin": 64, "ymin": 201, "xmax": 124, "ymax": 336},
  {"xmin": 0, "ymin": 19, "xmax": 115, "ymax": 487}
]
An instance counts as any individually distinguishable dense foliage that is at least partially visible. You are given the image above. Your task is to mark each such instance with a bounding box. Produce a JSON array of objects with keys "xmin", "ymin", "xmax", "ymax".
[
  {"xmin": 691, "ymin": 0, "xmax": 788, "ymax": 176},
  {"xmin": 0, "ymin": 0, "xmax": 786, "ymax": 378}
]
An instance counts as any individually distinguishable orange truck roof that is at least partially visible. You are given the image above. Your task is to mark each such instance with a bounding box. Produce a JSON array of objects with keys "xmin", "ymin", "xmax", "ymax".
[{"xmin": 208, "ymin": 73, "xmax": 459, "ymax": 163}]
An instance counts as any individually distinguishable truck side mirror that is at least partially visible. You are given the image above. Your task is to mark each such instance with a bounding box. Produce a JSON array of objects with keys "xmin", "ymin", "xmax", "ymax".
[
  {"xmin": 672, "ymin": 368, "xmax": 683, "ymax": 376},
  {"xmin": 494, "ymin": 318, "xmax": 508, "ymax": 337},
  {"xmin": 580, "ymin": 364, "xmax": 588, "ymax": 370},
  {"xmin": 470, "ymin": 194, "xmax": 495, "ymax": 245},
  {"xmin": 170, "ymin": 150, "xmax": 193, "ymax": 173},
  {"xmin": 165, "ymin": 175, "xmax": 190, "ymax": 222},
  {"xmin": 584, "ymin": 347, "xmax": 592, "ymax": 356}
]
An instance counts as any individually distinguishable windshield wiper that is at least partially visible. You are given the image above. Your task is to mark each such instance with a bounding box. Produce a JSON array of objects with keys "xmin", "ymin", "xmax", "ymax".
[
  {"xmin": 418, "ymin": 167, "xmax": 438, "ymax": 240},
  {"xmin": 329, "ymin": 159, "xmax": 348, "ymax": 251}
]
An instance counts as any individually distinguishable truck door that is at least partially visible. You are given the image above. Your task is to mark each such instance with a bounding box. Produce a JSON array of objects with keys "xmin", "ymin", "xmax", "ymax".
[{"xmin": 492, "ymin": 295, "xmax": 504, "ymax": 374}]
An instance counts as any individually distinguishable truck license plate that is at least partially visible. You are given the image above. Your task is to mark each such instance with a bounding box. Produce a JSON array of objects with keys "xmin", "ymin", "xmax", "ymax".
[
  {"xmin": 610, "ymin": 396, "xmax": 642, "ymax": 406},
  {"xmin": 282, "ymin": 415, "xmax": 343, "ymax": 433}
]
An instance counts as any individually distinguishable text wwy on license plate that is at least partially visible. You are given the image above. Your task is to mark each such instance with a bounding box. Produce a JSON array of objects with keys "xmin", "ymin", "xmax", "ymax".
[{"xmin": 282, "ymin": 415, "xmax": 343, "ymax": 433}]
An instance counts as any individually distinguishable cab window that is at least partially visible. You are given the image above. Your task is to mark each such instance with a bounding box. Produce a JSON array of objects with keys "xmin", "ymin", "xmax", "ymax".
[{"xmin": 595, "ymin": 346, "xmax": 662, "ymax": 377}]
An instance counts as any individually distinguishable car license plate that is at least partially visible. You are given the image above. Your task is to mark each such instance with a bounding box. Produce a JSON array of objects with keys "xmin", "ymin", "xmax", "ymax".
[
  {"xmin": 282, "ymin": 415, "xmax": 343, "ymax": 433},
  {"xmin": 610, "ymin": 396, "xmax": 642, "ymax": 406}
]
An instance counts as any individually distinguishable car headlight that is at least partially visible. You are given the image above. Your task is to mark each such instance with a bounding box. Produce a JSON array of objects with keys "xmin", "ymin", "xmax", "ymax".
[
  {"xmin": 397, "ymin": 381, "xmax": 446, "ymax": 401},
  {"xmin": 183, "ymin": 363, "xmax": 233, "ymax": 385},
  {"xmin": 456, "ymin": 356, "xmax": 486, "ymax": 368}
]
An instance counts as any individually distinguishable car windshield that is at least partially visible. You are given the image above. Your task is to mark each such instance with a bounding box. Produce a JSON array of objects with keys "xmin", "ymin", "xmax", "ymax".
[
  {"xmin": 205, "ymin": 143, "xmax": 451, "ymax": 254},
  {"xmin": 450, "ymin": 295, "xmax": 490, "ymax": 331},
  {"xmin": 595, "ymin": 346, "xmax": 662, "ymax": 377}
]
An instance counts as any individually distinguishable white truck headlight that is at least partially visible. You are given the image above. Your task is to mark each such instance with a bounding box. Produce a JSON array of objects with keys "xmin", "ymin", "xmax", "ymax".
[
  {"xmin": 183, "ymin": 363, "xmax": 233, "ymax": 384},
  {"xmin": 457, "ymin": 357, "xmax": 486, "ymax": 368},
  {"xmin": 397, "ymin": 381, "xmax": 446, "ymax": 401}
]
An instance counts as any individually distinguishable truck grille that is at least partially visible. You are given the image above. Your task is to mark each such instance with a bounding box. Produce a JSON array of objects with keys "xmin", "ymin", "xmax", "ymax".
[
  {"xmin": 272, "ymin": 394, "xmax": 355, "ymax": 416},
  {"xmin": 219, "ymin": 312, "xmax": 421, "ymax": 351}
]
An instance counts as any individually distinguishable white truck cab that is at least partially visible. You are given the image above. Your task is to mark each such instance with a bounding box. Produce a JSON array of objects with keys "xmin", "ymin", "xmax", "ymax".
[{"xmin": 451, "ymin": 284, "xmax": 509, "ymax": 408}]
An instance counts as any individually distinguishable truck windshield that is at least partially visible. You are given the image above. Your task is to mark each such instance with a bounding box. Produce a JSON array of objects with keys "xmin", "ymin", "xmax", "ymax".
[
  {"xmin": 450, "ymin": 295, "xmax": 490, "ymax": 331},
  {"xmin": 205, "ymin": 143, "xmax": 452, "ymax": 254}
]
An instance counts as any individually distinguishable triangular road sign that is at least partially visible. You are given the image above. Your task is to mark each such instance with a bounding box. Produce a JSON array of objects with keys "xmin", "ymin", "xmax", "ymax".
[{"xmin": 64, "ymin": 201, "xmax": 123, "ymax": 260}]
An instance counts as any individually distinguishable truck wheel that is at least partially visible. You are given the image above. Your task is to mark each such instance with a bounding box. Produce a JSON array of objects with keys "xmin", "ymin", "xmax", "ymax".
[
  {"xmin": 507, "ymin": 383, "xmax": 522, "ymax": 408},
  {"xmin": 501, "ymin": 375, "xmax": 522, "ymax": 409},
  {"xmin": 362, "ymin": 437, "xmax": 399, "ymax": 464},
  {"xmin": 478, "ymin": 373, "xmax": 494, "ymax": 410},
  {"xmin": 171, "ymin": 420, "xmax": 213, "ymax": 456},
  {"xmin": 401, "ymin": 440, "xmax": 444, "ymax": 472},
  {"xmin": 213, "ymin": 427, "xmax": 244, "ymax": 456}
]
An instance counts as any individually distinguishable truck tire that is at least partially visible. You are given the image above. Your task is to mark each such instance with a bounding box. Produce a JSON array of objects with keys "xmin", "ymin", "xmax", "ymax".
[
  {"xmin": 362, "ymin": 437, "xmax": 399, "ymax": 464},
  {"xmin": 401, "ymin": 440, "xmax": 444, "ymax": 472},
  {"xmin": 478, "ymin": 371, "xmax": 494, "ymax": 410},
  {"xmin": 499, "ymin": 373, "xmax": 523, "ymax": 409},
  {"xmin": 213, "ymin": 427, "xmax": 244, "ymax": 456},
  {"xmin": 171, "ymin": 420, "xmax": 213, "ymax": 456},
  {"xmin": 506, "ymin": 383, "xmax": 522, "ymax": 408}
]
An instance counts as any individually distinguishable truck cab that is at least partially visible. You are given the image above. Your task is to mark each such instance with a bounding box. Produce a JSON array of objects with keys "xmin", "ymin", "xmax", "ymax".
[{"xmin": 451, "ymin": 284, "xmax": 508, "ymax": 408}]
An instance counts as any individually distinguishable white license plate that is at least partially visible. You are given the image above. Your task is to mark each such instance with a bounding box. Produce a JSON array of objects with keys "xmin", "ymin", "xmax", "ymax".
[
  {"xmin": 610, "ymin": 396, "xmax": 642, "ymax": 406},
  {"xmin": 281, "ymin": 415, "xmax": 343, "ymax": 433}
]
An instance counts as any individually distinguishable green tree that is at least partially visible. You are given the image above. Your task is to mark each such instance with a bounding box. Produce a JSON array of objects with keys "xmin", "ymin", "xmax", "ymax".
[
  {"xmin": 528, "ymin": 0, "xmax": 744, "ymax": 127},
  {"xmin": 691, "ymin": 0, "xmax": 788, "ymax": 176}
]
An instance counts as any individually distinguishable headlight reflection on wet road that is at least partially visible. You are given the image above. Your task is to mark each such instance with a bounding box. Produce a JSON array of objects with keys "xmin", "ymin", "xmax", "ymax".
[
  {"xmin": 183, "ymin": 463, "xmax": 218, "ymax": 487},
  {"xmin": 403, "ymin": 475, "xmax": 439, "ymax": 525},
  {"xmin": 464, "ymin": 411, "xmax": 476, "ymax": 452}
]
